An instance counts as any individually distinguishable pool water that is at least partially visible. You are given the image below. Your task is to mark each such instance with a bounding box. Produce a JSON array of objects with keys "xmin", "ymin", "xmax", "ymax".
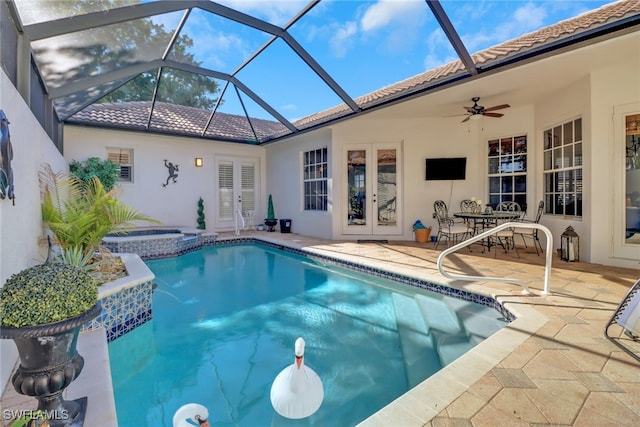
[{"xmin": 109, "ymin": 244, "xmax": 508, "ymax": 426}]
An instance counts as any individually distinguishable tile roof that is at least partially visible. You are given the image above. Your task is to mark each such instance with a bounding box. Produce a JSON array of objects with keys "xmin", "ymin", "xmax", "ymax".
[{"xmin": 66, "ymin": 0, "xmax": 640, "ymax": 144}]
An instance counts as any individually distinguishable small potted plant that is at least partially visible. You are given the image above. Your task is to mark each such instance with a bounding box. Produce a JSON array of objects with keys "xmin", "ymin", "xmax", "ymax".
[
  {"xmin": 264, "ymin": 194, "xmax": 278, "ymax": 232},
  {"xmin": 0, "ymin": 262, "xmax": 101, "ymax": 427}
]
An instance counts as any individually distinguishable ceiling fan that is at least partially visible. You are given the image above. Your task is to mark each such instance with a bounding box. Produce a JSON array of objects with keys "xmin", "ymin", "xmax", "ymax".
[{"xmin": 455, "ymin": 97, "xmax": 511, "ymax": 123}]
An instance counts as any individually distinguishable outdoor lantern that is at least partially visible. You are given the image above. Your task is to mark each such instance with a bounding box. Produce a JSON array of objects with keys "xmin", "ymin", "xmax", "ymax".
[
  {"xmin": 561, "ymin": 226, "xmax": 579, "ymax": 262},
  {"xmin": 195, "ymin": 157, "xmax": 203, "ymax": 167}
]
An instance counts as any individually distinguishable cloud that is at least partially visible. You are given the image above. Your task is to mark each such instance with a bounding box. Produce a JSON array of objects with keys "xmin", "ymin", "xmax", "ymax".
[
  {"xmin": 360, "ymin": 0, "xmax": 423, "ymax": 32},
  {"xmin": 329, "ymin": 21, "xmax": 358, "ymax": 58}
]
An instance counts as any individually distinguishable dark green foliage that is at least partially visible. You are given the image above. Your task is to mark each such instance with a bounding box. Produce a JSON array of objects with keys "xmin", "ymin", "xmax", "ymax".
[
  {"xmin": 0, "ymin": 263, "xmax": 98, "ymax": 328},
  {"xmin": 197, "ymin": 197, "xmax": 206, "ymax": 230},
  {"xmin": 69, "ymin": 157, "xmax": 119, "ymax": 192},
  {"xmin": 267, "ymin": 194, "xmax": 275, "ymax": 219}
]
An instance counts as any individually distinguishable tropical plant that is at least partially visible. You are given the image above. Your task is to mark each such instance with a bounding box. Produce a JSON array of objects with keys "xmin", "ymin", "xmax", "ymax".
[
  {"xmin": 0, "ymin": 263, "xmax": 98, "ymax": 328},
  {"xmin": 39, "ymin": 163, "xmax": 160, "ymax": 267},
  {"xmin": 69, "ymin": 157, "xmax": 119, "ymax": 192}
]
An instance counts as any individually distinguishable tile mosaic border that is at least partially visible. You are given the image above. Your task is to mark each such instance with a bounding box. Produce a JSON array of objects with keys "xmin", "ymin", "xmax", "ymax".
[{"xmin": 83, "ymin": 280, "xmax": 154, "ymax": 342}]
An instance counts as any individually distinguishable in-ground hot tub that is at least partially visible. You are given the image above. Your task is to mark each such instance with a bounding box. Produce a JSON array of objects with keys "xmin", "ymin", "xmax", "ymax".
[{"xmin": 102, "ymin": 227, "xmax": 216, "ymax": 259}]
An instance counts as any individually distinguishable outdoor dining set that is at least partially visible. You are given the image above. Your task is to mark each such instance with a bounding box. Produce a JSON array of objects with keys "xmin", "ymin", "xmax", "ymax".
[{"xmin": 432, "ymin": 199, "xmax": 545, "ymax": 257}]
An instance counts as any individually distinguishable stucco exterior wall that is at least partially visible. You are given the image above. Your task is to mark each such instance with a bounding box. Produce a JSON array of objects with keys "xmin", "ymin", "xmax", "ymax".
[
  {"xmin": 265, "ymin": 128, "xmax": 333, "ymax": 238},
  {"xmin": 63, "ymin": 126, "xmax": 267, "ymax": 230},
  {"xmin": 0, "ymin": 70, "xmax": 68, "ymax": 391}
]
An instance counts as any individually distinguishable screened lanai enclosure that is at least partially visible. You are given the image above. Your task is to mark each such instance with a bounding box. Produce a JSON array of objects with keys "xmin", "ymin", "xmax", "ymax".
[{"xmin": 5, "ymin": 0, "xmax": 633, "ymax": 145}]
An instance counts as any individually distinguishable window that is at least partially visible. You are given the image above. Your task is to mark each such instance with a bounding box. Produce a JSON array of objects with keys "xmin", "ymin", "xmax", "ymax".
[
  {"xmin": 303, "ymin": 147, "xmax": 328, "ymax": 211},
  {"xmin": 487, "ymin": 135, "xmax": 527, "ymax": 210},
  {"xmin": 543, "ymin": 118, "xmax": 582, "ymax": 217},
  {"xmin": 107, "ymin": 147, "xmax": 133, "ymax": 182}
]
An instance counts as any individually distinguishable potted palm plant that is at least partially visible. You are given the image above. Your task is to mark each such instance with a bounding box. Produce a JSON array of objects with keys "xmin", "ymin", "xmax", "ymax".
[
  {"xmin": 39, "ymin": 163, "xmax": 159, "ymax": 269},
  {"xmin": 0, "ymin": 262, "xmax": 101, "ymax": 426},
  {"xmin": 264, "ymin": 194, "xmax": 278, "ymax": 232}
]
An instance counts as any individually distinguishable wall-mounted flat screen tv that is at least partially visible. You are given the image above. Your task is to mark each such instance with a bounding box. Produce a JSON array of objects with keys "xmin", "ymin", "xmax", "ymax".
[{"xmin": 425, "ymin": 157, "xmax": 467, "ymax": 180}]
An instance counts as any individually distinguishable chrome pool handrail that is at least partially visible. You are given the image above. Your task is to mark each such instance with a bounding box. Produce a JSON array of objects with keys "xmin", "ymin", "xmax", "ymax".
[{"xmin": 436, "ymin": 222, "xmax": 554, "ymax": 295}]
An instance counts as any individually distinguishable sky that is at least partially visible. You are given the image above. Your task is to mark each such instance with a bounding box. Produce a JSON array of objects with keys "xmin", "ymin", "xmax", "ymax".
[{"xmin": 173, "ymin": 0, "xmax": 615, "ymax": 122}]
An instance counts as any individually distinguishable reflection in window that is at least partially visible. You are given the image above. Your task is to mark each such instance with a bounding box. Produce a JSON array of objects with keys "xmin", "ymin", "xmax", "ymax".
[
  {"xmin": 625, "ymin": 113, "xmax": 640, "ymax": 244},
  {"xmin": 303, "ymin": 147, "xmax": 328, "ymax": 211},
  {"xmin": 347, "ymin": 150, "xmax": 366, "ymax": 225},
  {"xmin": 487, "ymin": 135, "xmax": 527, "ymax": 210},
  {"xmin": 543, "ymin": 118, "xmax": 582, "ymax": 217}
]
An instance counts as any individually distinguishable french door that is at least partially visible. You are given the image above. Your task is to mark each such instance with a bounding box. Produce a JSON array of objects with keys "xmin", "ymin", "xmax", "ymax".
[
  {"xmin": 215, "ymin": 156, "xmax": 258, "ymax": 230},
  {"xmin": 343, "ymin": 143, "xmax": 402, "ymax": 235}
]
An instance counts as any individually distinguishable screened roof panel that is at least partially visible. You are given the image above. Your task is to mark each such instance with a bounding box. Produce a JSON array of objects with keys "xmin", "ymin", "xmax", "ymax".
[
  {"xmin": 31, "ymin": 12, "xmax": 183, "ymax": 89},
  {"xmin": 235, "ymin": 37, "xmax": 347, "ymax": 123},
  {"xmin": 53, "ymin": 78, "xmax": 132, "ymax": 119},
  {"xmin": 13, "ymin": 0, "xmax": 140, "ymax": 26},
  {"xmin": 167, "ymin": 7, "xmax": 272, "ymax": 74},
  {"xmin": 214, "ymin": 0, "xmax": 309, "ymax": 27},
  {"xmin": 289, "ymin": 0, "xmax": 458, "ymax": 100}
]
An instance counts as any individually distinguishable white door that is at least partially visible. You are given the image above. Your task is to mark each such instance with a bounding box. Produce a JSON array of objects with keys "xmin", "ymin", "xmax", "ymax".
[
  {"xmin": 215, "ymin": 157, "xmax": 258, "ymax": 230},
  {"xmin": 344, "ymin": 143, "xmax": 402, "ymax": 235}
]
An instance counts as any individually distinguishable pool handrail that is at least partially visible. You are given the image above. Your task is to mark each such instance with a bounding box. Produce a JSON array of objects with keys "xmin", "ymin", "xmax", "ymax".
[{"xmin": 436, "ymin": 221, "xmax": 553, "ymax": 295}]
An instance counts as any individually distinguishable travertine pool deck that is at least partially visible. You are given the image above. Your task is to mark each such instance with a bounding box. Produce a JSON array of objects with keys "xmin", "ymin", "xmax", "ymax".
[{"xmin": 3, "ymin": 231, "xmax": 640, "ymax": 426}]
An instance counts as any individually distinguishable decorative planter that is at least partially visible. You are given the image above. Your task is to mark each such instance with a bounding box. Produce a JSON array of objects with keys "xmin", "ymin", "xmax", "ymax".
[
  {"xmin": 0, "ymin": 303, "xmax": 102, "ymax": 427},
  {"xmin": 264, "ymin": 218, "xmax": 278, "ymax": 232}
]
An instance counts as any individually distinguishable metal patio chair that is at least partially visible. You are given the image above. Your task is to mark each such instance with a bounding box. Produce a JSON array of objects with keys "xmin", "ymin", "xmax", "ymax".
[
  {"xmin": 512, "ymin": 201, "xmax": 545, "ymax": 255},
  {"xmin": 433, "ymin": 200, "xmax": 472, "ymax": 249}
]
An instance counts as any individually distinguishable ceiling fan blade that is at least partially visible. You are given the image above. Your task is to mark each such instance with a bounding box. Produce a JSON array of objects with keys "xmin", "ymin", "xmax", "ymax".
[
  {"xmin": 443, "ymin": 113, "xmax": 468, "ymax": 118},
  {"xmin": 483, "ymin": 104, "xmax": 510, "ymax": 112},
  {"xmin": 483, "ymin": 112, "xmax": 504, "ymax": 118},
  {"xmin": 461, "ymin": 116, "xmax": 471, "ymax": 123}
]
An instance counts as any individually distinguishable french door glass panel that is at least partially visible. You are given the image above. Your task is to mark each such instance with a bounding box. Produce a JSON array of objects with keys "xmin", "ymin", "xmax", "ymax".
[
  {"xmin": 216, "ymin": 158, "xmax": 257, "ymax": 229},
  {"xmin": 626, "ymin": 113, "xmax": 640, "ymax": 245},
  {"xmin": 345, "ymin": 143, "xmax": 401, "ymax": 235}
]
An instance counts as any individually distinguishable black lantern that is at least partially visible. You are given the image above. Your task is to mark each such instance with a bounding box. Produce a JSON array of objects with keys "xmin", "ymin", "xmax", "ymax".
[{"xmin": 561, "ymin": 226, "xmax": 579, "ymax": 262}]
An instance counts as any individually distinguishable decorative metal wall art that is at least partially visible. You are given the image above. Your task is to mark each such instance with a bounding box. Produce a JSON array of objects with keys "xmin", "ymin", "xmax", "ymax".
[
  {"xmin": 0, "ymin": 110, "xmax": 15, "ymax": 204},
  {"xmin": 162, "ymin": 159, "xmax": 179, "ymax": 187}
]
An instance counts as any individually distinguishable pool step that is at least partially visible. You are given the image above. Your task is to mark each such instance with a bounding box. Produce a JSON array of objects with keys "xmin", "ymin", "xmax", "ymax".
[
  {"xmin": 391, "ymin": 293, "xmax": 442, "ymax": 389},
  {"xmin": 414, "ymin": 293, "xmax": 465, "ymax": 335}
]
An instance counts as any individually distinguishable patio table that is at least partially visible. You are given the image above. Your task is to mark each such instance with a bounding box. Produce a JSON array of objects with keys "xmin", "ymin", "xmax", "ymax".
[{"xmin": 453, "ymin": 211, "xmax": 522, "ymax": 251}]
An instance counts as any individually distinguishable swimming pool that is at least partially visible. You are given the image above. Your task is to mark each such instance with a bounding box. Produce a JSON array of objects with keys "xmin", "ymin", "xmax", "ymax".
[{"xmin": 108, "ymin": 243, "xmax": 509, "ymax": 426}]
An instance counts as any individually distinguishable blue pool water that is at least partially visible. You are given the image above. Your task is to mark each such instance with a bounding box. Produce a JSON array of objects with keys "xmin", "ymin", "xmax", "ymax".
[{"xmin": 109, "ymin": 244, "xmax": 508, "ymax": 426}]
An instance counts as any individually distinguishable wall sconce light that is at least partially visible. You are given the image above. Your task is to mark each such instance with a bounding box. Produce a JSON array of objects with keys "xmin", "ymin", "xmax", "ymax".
[{"xmin": 195, "ymin": 157, "xmax": 203, "ymax": 167}]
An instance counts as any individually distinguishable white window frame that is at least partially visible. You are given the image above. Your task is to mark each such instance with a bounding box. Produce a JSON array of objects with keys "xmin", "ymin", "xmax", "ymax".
[
  {"xmin": 107, "ymin": 147, "xmax": 133, "ymax": 182},
  {"xmin": 487, "ymin": 135, "xmax": 528, "ymax": 210},
  {"xmin": 542, "ymin": 117, "xmax": 583, "ymax": 217},
  {"xmin": 302, "ymin": 147, "xmax": 328, "ymax": 211}
]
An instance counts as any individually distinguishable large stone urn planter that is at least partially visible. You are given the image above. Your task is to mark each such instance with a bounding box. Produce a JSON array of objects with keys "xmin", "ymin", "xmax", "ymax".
[{"xmin": 1, "ymin": 303, "xmax": 102, "ymax": 427}]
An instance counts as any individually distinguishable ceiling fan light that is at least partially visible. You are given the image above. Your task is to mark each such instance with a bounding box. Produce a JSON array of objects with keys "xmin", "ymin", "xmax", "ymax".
[{"xmin": 470, "ymin": 114, "xmax": 482, "ymax": 121}]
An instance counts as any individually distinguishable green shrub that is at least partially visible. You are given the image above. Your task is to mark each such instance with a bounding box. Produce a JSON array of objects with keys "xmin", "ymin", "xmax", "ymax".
[
  {"xmin": 0, "ymin": 263, "xmax": 98, "ymax": 328},
  {"xmin": 69, "ymin": 157, "xmax": 119, "ymax": 192}
]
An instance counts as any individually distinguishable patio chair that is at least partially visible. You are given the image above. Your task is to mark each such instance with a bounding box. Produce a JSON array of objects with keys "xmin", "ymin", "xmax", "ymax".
[
  {"xmin": 490, "ymin": 201, "xmax": 523, "ymax": 257},
  {"xmin": 433, "ymin": 200, "xmax": 472, "ymax": 249},
  {"xmin": 460, "ymin": 199, "xmax": 482, "ymax": 235},
  {"xmin": 512, "ymin": 201, "xmax": 544, "ymax": 255},
  {"xmin": 605, "ymin": 278, "xmax": 640, "ymax": 362}
]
